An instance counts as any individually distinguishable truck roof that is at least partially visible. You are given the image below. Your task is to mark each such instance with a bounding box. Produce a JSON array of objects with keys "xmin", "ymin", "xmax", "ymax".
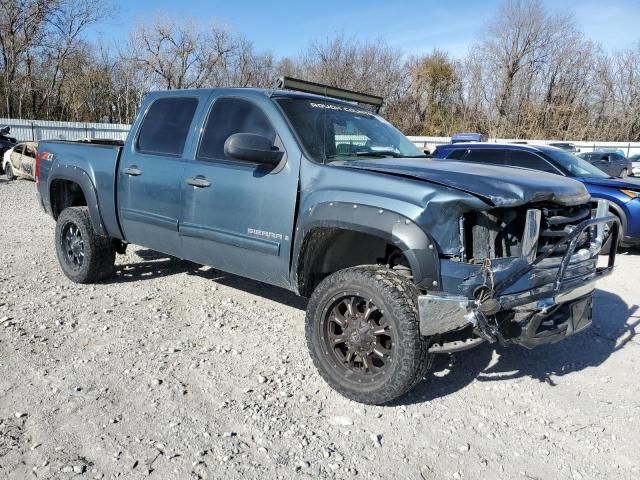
[{"xmin": 144, "ymin": 87, "xmax": 367, "ymax": 109}]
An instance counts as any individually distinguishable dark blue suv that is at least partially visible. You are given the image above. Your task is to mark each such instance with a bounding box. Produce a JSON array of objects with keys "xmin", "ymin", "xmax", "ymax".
[{"xmin": 432, "ymin": 143, "xmax": 640, "ymax": 249}]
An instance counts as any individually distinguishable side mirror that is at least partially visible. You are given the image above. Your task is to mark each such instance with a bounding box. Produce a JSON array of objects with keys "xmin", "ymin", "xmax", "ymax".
[{"xmin": 224, "ymin": 133, "xmax": 283, "ymax": 167}]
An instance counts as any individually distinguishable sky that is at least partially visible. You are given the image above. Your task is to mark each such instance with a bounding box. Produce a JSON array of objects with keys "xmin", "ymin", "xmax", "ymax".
[{"xmin": 90, "ymin": 0, "xmax": 640, "ymax": 59}]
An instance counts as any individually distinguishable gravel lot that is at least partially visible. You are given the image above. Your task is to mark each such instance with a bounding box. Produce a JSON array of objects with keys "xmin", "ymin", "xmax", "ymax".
[{"xmin": 1, "ymin": 178, "xmax": 639, "ymax": 480}]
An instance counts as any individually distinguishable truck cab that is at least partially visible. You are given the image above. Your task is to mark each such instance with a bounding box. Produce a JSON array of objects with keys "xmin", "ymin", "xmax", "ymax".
[{"xmin": 35, "ymin": 78, "xmax": 619, "ymax": 405}]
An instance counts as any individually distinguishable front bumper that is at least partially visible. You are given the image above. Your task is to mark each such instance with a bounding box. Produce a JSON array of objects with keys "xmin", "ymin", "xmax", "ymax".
[{"xmin": 418, "ymin": 209, "xmax": 619, "ymax": 348}]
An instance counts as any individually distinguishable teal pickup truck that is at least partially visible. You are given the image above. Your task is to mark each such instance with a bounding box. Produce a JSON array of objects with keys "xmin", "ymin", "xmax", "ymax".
[{"xmin": 35, "ymin": 78, "xmax": 618, "ymax": 404}]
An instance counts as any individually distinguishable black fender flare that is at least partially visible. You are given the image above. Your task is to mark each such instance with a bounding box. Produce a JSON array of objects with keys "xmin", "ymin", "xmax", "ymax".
[
  {"xmin": 48, "ymin": 165, "xmax": 107, "ymax": 237},
  {"xmin": 292, "ymin": 201, "xmax": 440, "ymax": 293}
]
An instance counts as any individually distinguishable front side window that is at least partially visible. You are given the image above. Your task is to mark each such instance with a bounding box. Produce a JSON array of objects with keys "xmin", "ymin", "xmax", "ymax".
[
  {"xmin": 198, "ymin": 97, "xmax": 276, "ymax": 161},
  {"xmin": 137, "ymin": 97, "xmax": 198, "ymax": 156},
  {"xmin": 545, "ymin": 150, "xmax": 610, "ymax": 179},
  {"xmin": 507, "ymin": 150, "xmax": 558, "ymax": 173},
  {"xmin": 276, "ymin": 98, "xmax": 424, "ymax": 163}
]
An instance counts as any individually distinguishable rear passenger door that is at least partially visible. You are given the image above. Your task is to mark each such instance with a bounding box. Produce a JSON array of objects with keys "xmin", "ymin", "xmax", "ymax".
[
  {"xmin": 611, "ymin": 153, "xmax": 628, "ymax": 176},
  {"xmin": 118, "ymin": 94, "xmax": 205, "ymax": 257},
  {"xmin": 179, "ymin": 95, "xmax": 300, "ymax": 288}
]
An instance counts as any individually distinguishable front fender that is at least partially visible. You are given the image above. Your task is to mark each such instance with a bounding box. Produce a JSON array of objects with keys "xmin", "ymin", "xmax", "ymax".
[{"xmin": 292, "ymin": 201, "xmax": 440, "ymax": 291}]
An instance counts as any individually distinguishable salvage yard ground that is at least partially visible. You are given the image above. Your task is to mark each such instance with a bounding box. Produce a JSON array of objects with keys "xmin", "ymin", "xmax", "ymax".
[{"xmin": 1, "ymin": 178, "xmax": 639, "ymax": 479}]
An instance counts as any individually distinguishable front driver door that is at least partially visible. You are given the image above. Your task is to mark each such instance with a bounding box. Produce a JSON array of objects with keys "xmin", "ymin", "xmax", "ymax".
[{"xmin": 179, "ymin": 95, "xmax": 301, "ymax": 288}]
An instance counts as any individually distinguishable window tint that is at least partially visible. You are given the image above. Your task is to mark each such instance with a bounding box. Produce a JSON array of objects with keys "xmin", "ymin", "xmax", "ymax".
[
  {"xmin": 446, "ymin": 148, "xmax": 467, "ymax": 160},
  {"xmin": 507, "ymin": 150, "xmax": 558, "ymax": 173},
  {"xmin": 462, "ymin": 149, "xmax": 506, "ymax": 165},
  {"xmin": 198, "ymin": 98, "xmax": 276, "ymax": 161},
  {"xmin": 137, "ymin": 97, "xmax": 198, "ymax": 156}
]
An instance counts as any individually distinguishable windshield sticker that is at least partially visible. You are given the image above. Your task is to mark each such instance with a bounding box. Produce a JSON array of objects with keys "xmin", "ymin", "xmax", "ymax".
[{"xmin": 309, "ymin": 102, "xmax": 373, "ymax": 117}]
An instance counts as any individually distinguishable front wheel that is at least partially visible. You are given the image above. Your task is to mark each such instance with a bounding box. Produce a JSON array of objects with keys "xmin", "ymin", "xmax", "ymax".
[
  {"xmin": 55, "ymin": 207, "xmax": 115, "ymax": 283},
  {"xmin": 5, "ymin": 163, "xmax": 14, "ymax": 180},
  {"xmin": 305, "ymin": 266, "xmax": 431, "ymax": 405}
]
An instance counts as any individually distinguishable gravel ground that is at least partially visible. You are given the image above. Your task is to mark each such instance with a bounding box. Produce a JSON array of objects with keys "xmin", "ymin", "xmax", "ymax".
[{"xmin": 1, "ymin": 178, "xmax": 639, "ymax": 480}]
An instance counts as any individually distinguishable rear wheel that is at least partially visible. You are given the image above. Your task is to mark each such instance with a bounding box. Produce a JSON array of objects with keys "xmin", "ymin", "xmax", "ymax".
[
  {"xmin": 55, "ymin": 207, "xmax": 115, "ymax": 283},
  {"xmin": 305, "ymin": 266, "xmax": 431, "ymax": 405},
  {"xmin": 621, "ymin": 168, "xmax": 629, "ymax": 177},
  {"xmin": 5, "ymin": 163, "xmax": 14, "ymax": 180}
]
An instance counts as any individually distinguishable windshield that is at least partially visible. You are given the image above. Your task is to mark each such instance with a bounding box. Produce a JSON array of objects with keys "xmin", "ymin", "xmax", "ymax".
[
  {"xmin": 276, "ymin": 98, "xmax": 424, "ymax": 162},
  {"xmin": 545, "ymin": 150, "xmax": 610, "ymax": 179}
]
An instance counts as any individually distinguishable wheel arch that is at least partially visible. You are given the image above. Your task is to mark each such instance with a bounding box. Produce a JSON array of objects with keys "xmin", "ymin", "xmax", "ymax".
[
  {"xmin": 48, "ymin": 172, "xmax": 107, "ymax": 236},
  {"xmin": 591, "ymin": 196, "xmax": 628, "ymax": 236},
  {"xmin": 292, "ymin": 202, "xmax": 440, "ymax": 296}
]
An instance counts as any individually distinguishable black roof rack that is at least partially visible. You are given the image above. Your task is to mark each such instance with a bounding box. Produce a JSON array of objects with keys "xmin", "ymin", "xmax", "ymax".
[{"xmin": 275, "ymin": 76, "xmax": 383, "ymax": 113}]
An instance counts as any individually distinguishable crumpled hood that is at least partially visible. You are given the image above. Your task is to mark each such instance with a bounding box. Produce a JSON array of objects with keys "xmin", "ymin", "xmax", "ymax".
[
  {"xmin": 334, "ymin": 158, "xmax": 590, "ymax": 207},
  {"xmin": 581, "ymin": 176, "xmax": 640, "ymax": 190}
]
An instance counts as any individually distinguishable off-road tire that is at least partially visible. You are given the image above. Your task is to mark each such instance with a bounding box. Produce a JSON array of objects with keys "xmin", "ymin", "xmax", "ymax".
[
  {"xmin": 305, "ymin": 265, "xmax": 432, "ymax": 405},
  {"xmin": 5, "ymin": 163, "xmax": 14, "ymax": 180},
  {"xmin": 55, "ymin": 207, "xmax": 115, "ymax": 283}
]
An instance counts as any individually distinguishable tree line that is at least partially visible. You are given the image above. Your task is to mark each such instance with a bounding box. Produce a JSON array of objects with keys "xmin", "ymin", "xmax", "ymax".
[{"xmin": 1, "ymin": 0, "xmax": 639, "ymax": 141}]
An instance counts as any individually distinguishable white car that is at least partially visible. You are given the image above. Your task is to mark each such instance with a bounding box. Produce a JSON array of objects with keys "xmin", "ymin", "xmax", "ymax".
[
  {"xmin": 629, "ymin": 155, "xmax": 640, "ymax": 176},
  {"xmin": 2, "ymin": 141, "xmax": 38, "ymax": 181}
]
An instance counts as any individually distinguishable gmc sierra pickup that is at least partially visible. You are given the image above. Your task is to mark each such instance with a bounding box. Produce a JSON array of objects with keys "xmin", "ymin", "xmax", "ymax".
[{"xmin": 35, "ymin": 77, "xmax": 619, "ymax": 404}]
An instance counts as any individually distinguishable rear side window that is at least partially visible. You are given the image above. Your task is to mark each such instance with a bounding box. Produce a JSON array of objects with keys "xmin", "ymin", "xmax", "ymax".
[
  {"xmin": 137, "ymin": 97, "xmax": 198, "ymax": 156},
  {"xmin": 462, "ymin": 149, "xmax": 507, "ymax": 165},
  {"xmin": 198, "ymin": 97, "xmax": 276, "ymax": 161},
  {"xmin": 507, "ymin": 151, "xmax": 558, "ymax": 173}
]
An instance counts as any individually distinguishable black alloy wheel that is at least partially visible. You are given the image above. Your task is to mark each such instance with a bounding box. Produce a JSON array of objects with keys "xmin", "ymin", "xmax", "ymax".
[
  {"xmin": 62, "ymin": 221, "xmax": 85, "ymax": 269},
  {"xmin": 322, "ymin": 294, "xmax": 394, "ymax": 378}
]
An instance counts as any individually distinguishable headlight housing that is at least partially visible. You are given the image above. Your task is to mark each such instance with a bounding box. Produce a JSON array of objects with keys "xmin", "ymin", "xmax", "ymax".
[{"xmin": 619, "ymin": 188, "xmax": 640, "ymax": 199}]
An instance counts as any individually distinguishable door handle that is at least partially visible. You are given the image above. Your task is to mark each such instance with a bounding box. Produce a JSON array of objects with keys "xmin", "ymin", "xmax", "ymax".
[
  {"xmin": 124, "ymin": 166, "xmax": 142, "ymax": 176},
  {"xmin": 186, "ymin": 176, "xmax": 211, "ymax": 188}
]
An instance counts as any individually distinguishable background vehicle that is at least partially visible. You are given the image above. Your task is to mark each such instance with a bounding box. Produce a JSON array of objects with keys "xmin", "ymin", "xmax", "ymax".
[
  {"xmin": 450, "ymin": 132, "xmax": 487, "ymax": 143},
  {"xmin": 628, "ymin": 153, "xmax": 640, "ymax": 176},
  {"xmin": 578, "ymin": 151, "xmax": 631, "ymax": 177},
  {"xmin": 3, "ymin": 142, "xmax": 38, "ymax": 181},
  {"xmin": 548, "ymin": 142, "xmax": 579, "ymax": 153},
  {"xmin": 35, "ymin": 78, "xmax": 616, "ymax": 405},
  {"xmin": 433, "ymin": 143, "xmax": 640, "ymax": 249},
  {"xmin": 0, "ymin": 125, "xmax": 17, "ymax": 174}
]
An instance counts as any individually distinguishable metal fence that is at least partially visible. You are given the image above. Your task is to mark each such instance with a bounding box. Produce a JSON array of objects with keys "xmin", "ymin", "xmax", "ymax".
[
  {"xmin": 0, "ymin": 118, "xmax": 130, "ymax": 142},
  {"xmin": 1, "ymin": 118, "xmax": 639, "ymax": 157}
]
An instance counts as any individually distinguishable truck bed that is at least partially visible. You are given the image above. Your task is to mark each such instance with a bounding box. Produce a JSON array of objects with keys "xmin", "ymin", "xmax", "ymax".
[{"xmin": 37, "ymin": 139, "xmax": 124, "ymax": 239}]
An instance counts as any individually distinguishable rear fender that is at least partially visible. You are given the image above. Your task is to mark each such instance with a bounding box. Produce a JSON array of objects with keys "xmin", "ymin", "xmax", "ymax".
[{"xmin": 48, "ymin": 164, "xmax": 107, "ymax": 237}]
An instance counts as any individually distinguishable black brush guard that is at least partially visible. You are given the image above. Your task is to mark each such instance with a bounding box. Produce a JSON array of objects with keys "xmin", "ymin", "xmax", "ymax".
[{"xmin": 491, "ymin": 214, "xmax": 620, "ymax": 348}]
